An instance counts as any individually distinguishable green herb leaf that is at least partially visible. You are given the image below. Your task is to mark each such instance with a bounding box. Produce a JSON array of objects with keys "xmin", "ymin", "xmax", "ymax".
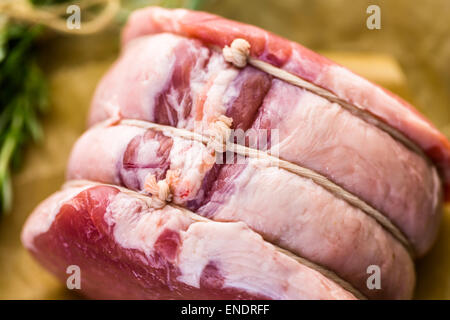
[{"xmin": 0, "ymin": 23, "xmax": 48, "ymax": 213}]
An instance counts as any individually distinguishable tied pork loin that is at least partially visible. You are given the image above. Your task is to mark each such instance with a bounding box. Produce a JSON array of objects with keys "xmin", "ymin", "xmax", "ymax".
[
  {"xmin": 22, "ymin": 183, "xmax": 356, "ymax": 300},
  {"xmin": 21, "ymin": 7, "xmax": 450, "ymax": 300},
  {"xmin": 65, "ymin": 123, "xmax": 413, "ymax": 300}
]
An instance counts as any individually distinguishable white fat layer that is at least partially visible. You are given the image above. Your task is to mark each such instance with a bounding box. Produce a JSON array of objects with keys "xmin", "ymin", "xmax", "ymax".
[
  {"xmin": 68, "ymin": 125, "xmax": 145, "ymax": 185},
  {"xmin": 151, "ymin": 7, "xmax": 188, "ymax": 33},
  {"xmin": 286, "ymin": 47, "xmax": 438, "ymax": 140},
  {"xmin": 324, "ymin": 65, "xmax": 437, "ymax": 130},
  {"xmin": 102, "ymin": 189, "xmax": 354, "ymax": 299},
  {"xmin": 135, "ymin": 34, "xmax": 178, "ymax": 120},
  {"xmin": 177, "ymin": 221, "xmax": 355, "ymax": 299},
  {"xmin": 104, "ymin": 33, "xmax": 182, "ymax": 121},
  {"xmin": 208, "ymin": 157, "xmax": 414, "ymax": 296},
  {"xmin": 23, "ymin": 183, "xmax": 354, "ymax": 299},
  {"xmin": 133, "ymin": 138, "xmax": 164, "ymax": 188},
  {"xmin": 189, "ymin": 53, "xmax": 238, "ymax": 132},
  {"xmin": 260, "ymin": 79, "xmax": 439, "ymax": 254},
  {"xmin": 175, "ymin": 44, "xmax": 210, "ymax": 129},
  {"xmin": 104, "ymin": 193, "xmax": 192, "ymax": 260},
  {"xmin": 53, "ymin": 183, "xmax": 350, "ymax": 299},
  {"xmin": 203, "ymin": 68, "xmax": 239, "ymax": 122}
]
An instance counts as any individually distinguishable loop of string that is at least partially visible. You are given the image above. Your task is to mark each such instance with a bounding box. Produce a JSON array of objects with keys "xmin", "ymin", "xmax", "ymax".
[
  {"xmin": 0, "ymin": 0, "xmax": 120, "ymax": 35},
  {"xmin": 223, "ymin": 38, "xmax": 250, "ymax": 68},
  {"xmin": 143, "ymin": 170, "xmax": 180, "ymax": 209},
  {"xmin": 0, "ymin": 3, "xmax": 421, "ymax": 255},
  {"xmin": 220, "ymin": 38, "xmax": 433, "ymax": 256},
  {"xmin": 62, "ymin": 178, "xmax": 367, "ymax": 300},
  {"xmin": 138, "ymin": 115, "xmax": 233, "ymax": 209},
  {"xmin": 222, "ymin": 38, "xmax": 427, "ymax": 161},
  {"xmin": 207, "ymin": 115, "xmax": 233, "ymax": 153},
  {"xmin": 118, "ymin": 118, "xmax": 414, "ymax": 257}
]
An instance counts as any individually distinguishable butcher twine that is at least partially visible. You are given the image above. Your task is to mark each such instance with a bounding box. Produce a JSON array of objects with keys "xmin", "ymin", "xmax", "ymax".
[
  {"xmin": 119, "ymin": 118, "xmax": 414, "ymax": 257},
  {"xmin": 0, "ymin": 0, "xmax": 120, "ymax": 35},
  {"xmin": 143, "ymin": 169, "xmax": 181, "ymax": 209},
  {"xmin": 138, "ymin": 116, "xmax": 232, "ymax": 208},
  {"xmin": 223, "ymin": 39, "xmax": 428, "ymax": 162},
  {"xmin": 143, "ymin": 174, "xmax": 172, "ymax": 209},
  {"xmin": 97, "ymin": 39, "xmax": 425, "ymax": 256},
  {"xmin": 63, "ymin": 179, "xmax": 367, "ymax": 300}
]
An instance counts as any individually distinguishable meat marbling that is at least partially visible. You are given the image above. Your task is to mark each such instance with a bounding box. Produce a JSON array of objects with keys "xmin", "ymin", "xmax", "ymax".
[
  {"xmin": 66, "ymin": 124, "xmax": 415, "ymax": 299},
  {"xmin": 21, "ymin": 6, "xmax": 450, "ymax": 300},
  {"xmin": 21, "ymin": 184, "xmax": 357, "ymax": 300},
  {"xmin": 89, "ymin": 12, "xmax": 443, "ymax": 256}
]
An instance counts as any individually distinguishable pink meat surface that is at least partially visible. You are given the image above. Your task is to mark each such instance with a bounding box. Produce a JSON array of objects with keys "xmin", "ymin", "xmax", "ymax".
[
  {"xmin": 21, "ymin": 184, "xmax": 356, "ymax": 300},
  {"xmin": 67, "ymin": 124, "xmax": 415, "ymax": 299},
  {"xmin": 23, "ymin": 6, "xmax": 449, "ymax": 300},
  {"xmin": 118, "ymin": 7, "xmax": 450, "ymax": 200},
  {"xmin": 89, "ymin": 12, "xmax": 442, "ymax": 256}
]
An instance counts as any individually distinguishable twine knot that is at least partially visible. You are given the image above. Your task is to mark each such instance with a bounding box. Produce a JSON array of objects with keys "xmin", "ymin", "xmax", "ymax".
[
  {"xmin": 223, "ymin": 38, "xmax": 251, "ymax": 68},
  {"xmin": 207, "ymin": 115, "xmax": 233, "ymax": 153},
  {"xmin": 144, "ymin": 170, "xmax": 180, "ymax": 209}
]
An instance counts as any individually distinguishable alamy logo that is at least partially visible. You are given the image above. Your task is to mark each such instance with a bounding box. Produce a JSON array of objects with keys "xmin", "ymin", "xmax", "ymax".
[
  {"xmin": 66, "ymin": 265, "xmax": 81, "ymax": 290},
  {"xmin": 366, "ymin": 265, "xmax": 381, "ymax": 290},
  {"xmin": 66, "ymin": 5, "xmax": 81, "ymax": 30},
  {"xmin": 215, "ymin": 128, "xmax": 280, "ymax": 165},
  {"xmin": 366, "ymin": 5, "xmax": 381, "ymax": 30},
  {"xmin": 192, "ymin": 120, "xmax": 280, "ymax": 166}
]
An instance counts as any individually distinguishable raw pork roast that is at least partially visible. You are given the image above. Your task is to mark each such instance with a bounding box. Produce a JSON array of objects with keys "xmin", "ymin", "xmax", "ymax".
[{"xmin": 22, "ymin": 7, "xmax": 450, "ymax": 300}]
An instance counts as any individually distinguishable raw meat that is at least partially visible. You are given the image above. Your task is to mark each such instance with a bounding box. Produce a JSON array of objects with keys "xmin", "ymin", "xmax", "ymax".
[
  {"xmin": 66, "ymin": 124, "xmax": 415, "ymax": 300},
  {"xmin": 21, "ymin": 183, "xmax": 357, "ymax": 300},
  {"xmin": 89, "ymin": 8, "xmax": 446, "ymax": 256},
  {"xmin": 120, "ymin": 6, "xmax": 450, "ymax": 199},
  {"xmin": 22, "ymin": 6, "xmax": 450, "ymax": 300}
]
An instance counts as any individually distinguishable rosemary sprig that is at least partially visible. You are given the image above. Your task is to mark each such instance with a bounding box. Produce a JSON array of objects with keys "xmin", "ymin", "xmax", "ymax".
[
  {"xmin": 0, "ymin": 23, "xmax": 48, "ymax": 213},
  {"xmin": 0, "ymin": 0, "xmax": 208, "ymax": 215},
  {"xmin": 160, "ymin": 0, "xmax": 206, "ymax": 10}
]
